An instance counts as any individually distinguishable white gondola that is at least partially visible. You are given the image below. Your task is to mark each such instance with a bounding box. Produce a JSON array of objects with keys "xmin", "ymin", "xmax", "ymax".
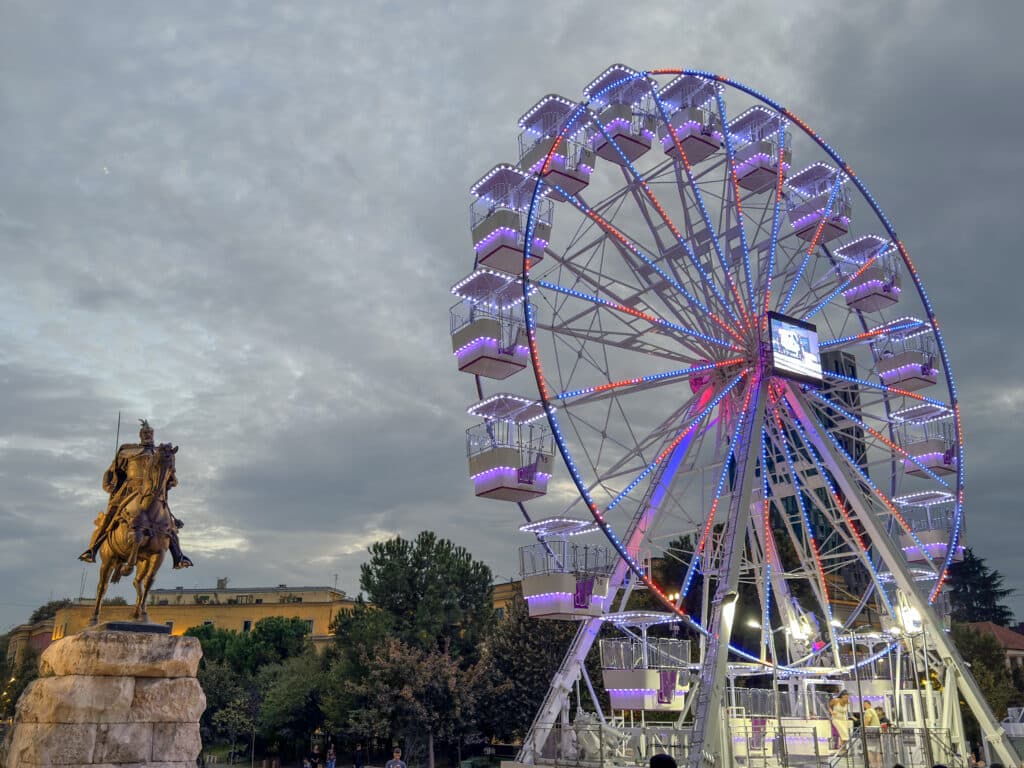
[
  {"xmin": 450, "ymin": 270, "xmax": 530, "ymax": 380},
  {"xmin": 470, "ymin": 164, "xmax": 552, "ymax": 276},
  {"xmin": 835, "ymin": 236, "xmax": 902, "ymax": 312},
  {"xmin": 656, "ymin": 74, "xmax": 722, "ymax": 164},
  {"xmin": 600, "ymin": 612, "xmax": 689, "ymax": 711},
  {"xmin": 892, "ymin": 491, "xmax": 964, "ymax": 563},
  {"xmin": 583, "ymin": 65, "xmax": 656, "ymax": 165},
  {"xmin": 519, "ymin": 519, "xmax": 613, "ymax": 619},
  {"xmin": 785, "ymin": 163, "xmax": 851, "ymax": 243},
  {"xmin": 875, "ymin": 330, "xmax": 938, "ymax": 391},
  {"xmin": 899, "ymin": 418, "xmax": 957, "ymax": 477},
  {"xmin": 518, "ymin": 95, "xmax": 595, "ymax": 200},
  {"xmin": 726, "ymin": 106, "xmax": 792, "ymax": 193},
  {"xmin": 466, "ymin": 394, "xmax": 555, "ymax": 502}
]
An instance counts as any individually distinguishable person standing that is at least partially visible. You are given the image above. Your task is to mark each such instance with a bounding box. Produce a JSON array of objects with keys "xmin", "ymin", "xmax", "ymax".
[
  {"xmin": 353, "ymin": 743, "xmax": 365, "ymax": 768},
  {"xmin": 829, "ymin": 691, "xmax": 851, "ymax": 749},
  {"xmin": 327, "ymin": 744, "xmax": 336, "ymax": 768},
  {"xmin": 384, "ymin": 747, "xmax": 407, "ymax": 768}
]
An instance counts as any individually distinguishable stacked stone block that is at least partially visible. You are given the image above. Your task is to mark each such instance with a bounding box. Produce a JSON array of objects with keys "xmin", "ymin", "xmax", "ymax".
[{"xmin": 2, "ymin": 631, "xmax": 205, "ymax": 768}]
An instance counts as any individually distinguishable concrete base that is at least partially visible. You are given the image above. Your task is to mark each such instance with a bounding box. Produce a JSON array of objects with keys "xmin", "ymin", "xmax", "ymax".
[
  {"xmin": 1, "ymin": 630, "xmax": 205, "ymax": 768},
  {"xmin": 90, "ymin": 621, "xmax": 172, "ymax": 634}
]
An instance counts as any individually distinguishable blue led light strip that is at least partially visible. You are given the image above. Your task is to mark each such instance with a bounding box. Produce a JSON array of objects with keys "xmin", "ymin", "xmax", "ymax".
[
  {"xmin": 535, "ymin": 279, "xmax": 740, "ymax": 350},
  {"xmin": 767, "ymin": 401, "xmax": 836, "ymax": 626},
  {"xmin": 764, "ymin": 120, "xmax": 788, "ymax": 318},
  {"xmin": 554, "ymin": 358, "xmax": 742, "ymax": 402},
  {"xmin": 779, "ymin": 174, "xmax": 843, "ymax": 314},
  {"xmin": 823, "ymin": 370, "xmax": 949, "ymax": 408},
  {"xmin": 648, "ymin": 84, "xmax": 748, "ymax": 330},
  {"xmin": 818, "ymin": 319, "xmax": 922, "ymax": 349},
  {"xmin": 803, "ymin": 388, "xmax": 949, "ymax": 487},
  {"xmin": 713, "ymin": 89, "xmax": 756, "ymax": 317}
]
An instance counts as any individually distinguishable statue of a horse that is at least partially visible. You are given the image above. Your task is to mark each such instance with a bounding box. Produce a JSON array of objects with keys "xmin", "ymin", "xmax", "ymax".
[{"xmin": 90, "ymin": 442, "xmax": 179, "ymax": 624}]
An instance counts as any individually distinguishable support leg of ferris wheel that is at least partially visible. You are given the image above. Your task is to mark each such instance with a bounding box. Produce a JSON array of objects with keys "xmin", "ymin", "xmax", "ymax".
[
  {"xmin": 782, "ymin": 383, "xmax": 1021, "ymax": 768},
  {"xmin": 516, "ymin": 388, "xmax": 716, "ymax": 765},
  {"xmin": 686, "ymin": 378, "xmax": 767, "ymax": 768}
]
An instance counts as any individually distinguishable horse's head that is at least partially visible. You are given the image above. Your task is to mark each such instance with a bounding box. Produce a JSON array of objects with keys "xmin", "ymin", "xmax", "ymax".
[{"xmin": 146, "ymin": 443, "xmax": 177, "ymax": 490}]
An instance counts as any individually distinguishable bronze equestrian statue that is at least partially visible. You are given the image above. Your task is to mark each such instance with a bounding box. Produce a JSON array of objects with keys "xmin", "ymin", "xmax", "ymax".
[{"xmin": 79, "ymin": 420, "xmax": 193, "ymax": 623}]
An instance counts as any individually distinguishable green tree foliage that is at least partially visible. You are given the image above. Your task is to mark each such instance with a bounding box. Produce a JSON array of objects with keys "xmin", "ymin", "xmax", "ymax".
[
  {"xmin": 359, "ymin": 531, "xmax": 493, "ymax": 658},
  {"xmin": 478, "ymin": 587, "xmax": 594, "ymax": 742},
  {"xmin": 343, "ymin": 637, "xmax": 483, "ymax": 768},
  {"xmin": 1, "ymin": 650, "xmax": 40, "ymax": 718},
  {"xmin": 948, "ymin": 549, "xmax": 1015, "ymax": 626},
  {"xmin": 951, "ymin": 622, "xmax": 1019, "ymax": 741},
  {"xmin": 28, "ymin": 599, "xmax": 72, "ymax": 623},
  {"xmin": 258, "ymin": 650, "xmax": 326, "ymax": 744}
]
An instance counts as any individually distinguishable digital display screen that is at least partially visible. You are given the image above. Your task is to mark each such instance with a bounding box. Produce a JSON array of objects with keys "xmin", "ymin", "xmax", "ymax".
[{"xmin": 768, "ymin": 312, "xmax": 822, "ymax": 385}]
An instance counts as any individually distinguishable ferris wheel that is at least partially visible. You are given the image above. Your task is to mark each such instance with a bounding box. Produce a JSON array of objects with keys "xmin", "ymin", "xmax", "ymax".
[{"xmin": 449, "ymin": 66, "xmax": 1016, "ymax": 768}]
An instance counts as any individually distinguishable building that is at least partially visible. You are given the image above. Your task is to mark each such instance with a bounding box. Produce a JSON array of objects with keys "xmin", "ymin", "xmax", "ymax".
[
  {"xmin": 968, "ymin": 621, "xmax": 1024, "ymax": 669},
  {"xmin": 52, "ymin": 583, "xmax": 356, "ymax": 650},
  {"xmin": 5, "ymin": 618, "xmax": 55, "ymax": 668}
]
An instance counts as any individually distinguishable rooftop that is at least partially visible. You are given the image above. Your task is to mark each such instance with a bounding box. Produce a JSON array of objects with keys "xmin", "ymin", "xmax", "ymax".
[{"xmin": 969, "ymin": 621, "xmax": 1024, "ymax": 652}]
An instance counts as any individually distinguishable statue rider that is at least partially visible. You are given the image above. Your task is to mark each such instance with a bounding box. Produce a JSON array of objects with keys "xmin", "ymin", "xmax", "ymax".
[{"xmin": 79, "ymin": 419, "xmax": 193, "ymax": 569}]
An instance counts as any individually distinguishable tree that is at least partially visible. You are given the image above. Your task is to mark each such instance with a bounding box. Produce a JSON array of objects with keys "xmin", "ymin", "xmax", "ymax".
[
  {"xmin": 478, "ymin": 587, "xmax": 597, "ymax": 742},
  {"xmin": 343, "ymin": 638, "xmax": 483, "ymax": 768},
  {"xmin": 258, "ymin": 650, "xmax": 326, "ymax": 751},
  {"xmin": 948, "ymin": 548, "xmax": 1015, "ymax": 626},
  {"xmin": 951, "ymin": 623, "xmax": 1018, "ymax": 743},
  {"xmin": 28, "ymin": 599, "xmax": 72, "ymax": 623},
  {"xmin": 212, "ymin": 694, "xmax": 257, "ymax": 763},
  {"xmin": 1, "ymin": 650, "xmax": 39, "ymax": 719},
  {"xmin": 359, "ymin": 532, "xmax": 493, "ymax": 659}
]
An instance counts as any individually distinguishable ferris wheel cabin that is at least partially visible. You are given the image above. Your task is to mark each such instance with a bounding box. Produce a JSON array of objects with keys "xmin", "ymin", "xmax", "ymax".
[
  {"xmin": 875, "ymin": 332, "xmax": 938, "ymax": 391},
  {"xmin": 726, "ymin": 106, "xmax": 792, "ymax": 193},
  {"xmin": 470, "ymin": 164, "xmax": 552, "ymax": 276},
  {"xmin": 892, "ymin": 490, "xmax": 965, "ymax": 564},
  {"xmin": 450, "ymin": 269, "xmax": 530, "ymax": 379},
  {"xmin": 600, "ymin": 613, "xmax": 690, "ymax": 712},
  {"xmin": 898, "ymin": 416, "xmax": 958, "ymax": 478},
  {"xmin": 518, "ymin": 517, "xmax": 613, "ymax": 619},
  {"xmin": 518, "ymin": 95, "xmax": 596, "ymax": 200},
  {"xmin": 584, "ymin": 65, "xmax": 657, "ymax": 165},
  {"xmin": 785, "ymin": 163, "xmax": 851, "ymax": 243},
  {"xmin": 657, "ymin": 75, "xmax": 723, "ymax": 165},
  {"xmin": 466, "ymin": 394, "xmax": 555, "ymax": 502},
  {"xmin": 835, "ymin": 236, "xmax": 902, "ymax": 312}
]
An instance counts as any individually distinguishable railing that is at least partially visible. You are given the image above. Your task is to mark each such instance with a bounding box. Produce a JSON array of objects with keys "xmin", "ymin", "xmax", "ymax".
[
  {"xmin": 526, "ymin": 720, "xmax": 693, "ymax": 767},
  {"xmin": 599, "ymin": 638, "xmax": 691, "ymax": 670},
  {"xmin": 470, "ymin": 195, "xmax": 554, "ymax": 230},
  {"xmin": 449, "ymin": 300, "xmax": 527, "ymax": 336},
  {"xmin": 519, "ymin": 541, "xmax": 615, "ymax": 579},
  {"xmin": 466, "ymin": 420, "xmax": 553, "ymax": 459}
]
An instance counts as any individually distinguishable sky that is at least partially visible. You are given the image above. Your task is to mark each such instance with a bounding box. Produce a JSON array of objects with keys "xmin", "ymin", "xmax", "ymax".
[{"xmin": 1, "ymin": 0, "xmax": 1023, "ymax": 631}]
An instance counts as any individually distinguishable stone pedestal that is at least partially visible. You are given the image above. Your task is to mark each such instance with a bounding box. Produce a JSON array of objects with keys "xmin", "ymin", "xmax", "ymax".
[{"xmin": 2, "ymin": 630, "xmax": 205, "ymax": 768}]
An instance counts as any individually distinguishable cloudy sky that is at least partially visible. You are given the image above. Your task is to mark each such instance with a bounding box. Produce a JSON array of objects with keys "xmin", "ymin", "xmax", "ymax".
[{"xmin": 2, "ymin": 0, "xmax": 1023, "ymax": 631}]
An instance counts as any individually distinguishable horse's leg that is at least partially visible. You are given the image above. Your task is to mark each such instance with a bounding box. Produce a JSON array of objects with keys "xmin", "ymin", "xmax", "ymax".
[
  {"xmin": 91, "ymin": 543, "xmax": 116, "ymax": 624},
  {"xmin": 132, "ymin": 536, "xmax": 150, "ymax": 620},
  {"xmin": 135, "ymin": 550, "xmax": 164, "ymax": 622}
]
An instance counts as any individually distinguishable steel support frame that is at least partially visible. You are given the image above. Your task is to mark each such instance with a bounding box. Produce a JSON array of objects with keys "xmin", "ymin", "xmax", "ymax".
[{"xmin": 782, "ymin": 383, "xmax": 1020, "ymax": 768}]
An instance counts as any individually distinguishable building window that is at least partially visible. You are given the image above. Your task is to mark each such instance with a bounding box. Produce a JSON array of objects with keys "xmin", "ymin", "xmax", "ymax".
[
  {"xmin": 243, "ymin": 620, "xmax": 252, "ymax": 633},
  {"xmin": 165, "ymin": 621, "xmax": 174, "ymax": 632},
  {"xmin": 203, "ymin": 620, "xmax": 214, "ymax": 627},
  {"xmin": 303, "ymin": 619, "xmax": 314, "ymax": 634},
  {"xmin": 494, "ymin": 608, "xmax": 505, "ymax": 620},
  {"xmin": 255, "ymin": 598, "xmax": 263, "ymax": 604}
]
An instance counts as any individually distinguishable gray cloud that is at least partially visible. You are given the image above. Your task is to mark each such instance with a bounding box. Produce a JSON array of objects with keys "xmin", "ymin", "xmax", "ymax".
[{"xmin": 2, "ymin": 0, "xmax": 1023, "ymax": 629}]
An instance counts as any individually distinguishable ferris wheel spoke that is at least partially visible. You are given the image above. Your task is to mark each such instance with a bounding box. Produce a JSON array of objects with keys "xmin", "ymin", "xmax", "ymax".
[
  {"xmin": 679, "ymin": 372, "xmax": 760, "ymax": 601},
  {"xmin": 543, "ymin": 180, "xmax": 745, "ymax": 345},
  {"xmin": 584, "ymin": 102, "xmax": 749, "ymax": 331},
  {"xmin": 774, "ymin": 407, "xmax": 899, "ymax": 617},
  {"xmin": 603, "ymin": 371, "xmax": 747, "ymax": 515},
  {"xmin": 804, "ymin": 387, "xmax": 950, "ymax": 487},
  {"xmin": 552, "ymin": 357, "xmax": 745, "ymax": 405},
  {"xmin": 776, "ymin": 174, "xmax": 845, "ymax": 314},
  {"xmin": 712, "ymin": 89, "xmax": 758, "ymax": 315},
  {"xmin": 798, "ymin": 253, "xmax": 881, "ymax": 321},
  {"xmin": 780, "ymin": 383, "xmax": 944, "ymax": 581},
  {"xmin": 535, "ymin": 279, "xmax": 742, "ymax": 352},
  {"xmin": 765, "ymin": 397, "xmax": 837, "ymax": 632},
  {"xmin": 649, "ymin": 85, "xmax": 753, "ymax": 332}
]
